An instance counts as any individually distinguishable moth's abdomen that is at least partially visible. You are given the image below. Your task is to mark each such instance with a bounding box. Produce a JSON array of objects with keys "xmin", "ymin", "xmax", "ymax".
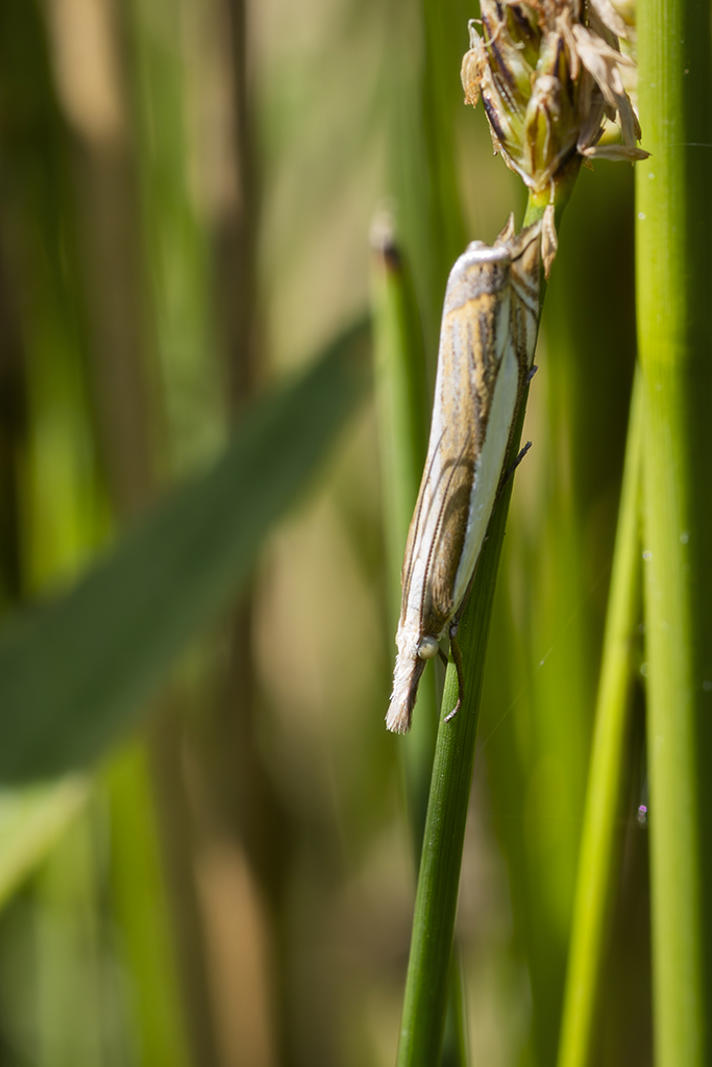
[{"xmin": 386, "ymin": 617, "xmax": 443, "ymax": 733}]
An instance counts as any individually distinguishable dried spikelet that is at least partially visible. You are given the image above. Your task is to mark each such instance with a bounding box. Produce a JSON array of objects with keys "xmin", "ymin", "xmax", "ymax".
[{"xmin": 462, "ymin": 0, "xmax": 648, "ymax": 271}]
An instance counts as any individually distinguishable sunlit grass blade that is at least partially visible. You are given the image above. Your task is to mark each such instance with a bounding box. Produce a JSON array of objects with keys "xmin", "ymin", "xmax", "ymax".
[
  {"xmin": 0, "ymin": 320, "xmax": 368, "ymax": 783},
  {"xmin": 0, "ymin": 779, "xmax": 88, "ymax": 908},
  {"xmin": 557, "ymin": 372, "xmax": 643, "ymax": 1067},
  {"xmin": 636, "ymin": 0, "xmax": 712, "ymax": 1060}
]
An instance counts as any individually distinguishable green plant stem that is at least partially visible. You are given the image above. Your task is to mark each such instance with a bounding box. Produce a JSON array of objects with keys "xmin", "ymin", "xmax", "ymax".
[
  {"xmin": 371, "ymin": 227, "xmax": 438, "ymax": 842},
  {"xmin": 636, "ymin": 0, "xmax": 712, "ymax": 1062},
  {"xmin": 394, "ymin": 188, "xmax": 574, "ymax": 1065},
  {"xmin": 371, "ymin": 226, "xmax": 466, "ymax": 1066},
  {"xmin": 394, "ymin": 389, "xmax": 528, "ymax": 1067},
  {"xmin": 557, "ymin": 371, "xmax": 643, "ymax": 1067},
  {"xmin": 107, "ymin": 745, "xmax": 192, "ymax": 1067}
]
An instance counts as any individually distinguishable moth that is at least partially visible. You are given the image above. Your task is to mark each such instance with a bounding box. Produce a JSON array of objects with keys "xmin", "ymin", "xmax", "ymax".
[{"xmin": 386, "ymin": 215, "xmax": 541, "ymax": 734}]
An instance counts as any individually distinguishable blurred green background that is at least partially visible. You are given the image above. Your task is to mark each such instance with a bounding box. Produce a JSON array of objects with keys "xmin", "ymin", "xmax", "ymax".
[{"xmin": 0, "ymin": 0, "xmax": 649, "ymax": 1064}]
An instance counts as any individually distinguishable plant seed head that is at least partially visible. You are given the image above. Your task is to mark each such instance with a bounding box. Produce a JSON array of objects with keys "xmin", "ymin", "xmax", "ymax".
[{"xmin": 462, "ymin": 0, "xmax": 648, "ymax": 196}]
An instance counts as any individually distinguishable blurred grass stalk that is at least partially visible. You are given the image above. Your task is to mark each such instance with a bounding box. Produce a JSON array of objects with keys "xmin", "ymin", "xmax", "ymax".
[
  {"xmin": 370, "ymin": 217, "xmax": 438, "ymax": 845},
  {"xmin": 107, "ymin": 748, "xmax": 192, "ymax": 1067},
  {"xmin": 387, "ymin": 1, "xmax": 465, "ymax": 353},
  {"xmin": 557, "ymin": 372, "xmax": 643, "ymax": 1067},
  {"xmin": 371, "ymin": 219, "xmax": 467, "ymax": 1067},
  {"xmin": 636, "ymin": 0, "xmax": 712, "ymax": 1061}
]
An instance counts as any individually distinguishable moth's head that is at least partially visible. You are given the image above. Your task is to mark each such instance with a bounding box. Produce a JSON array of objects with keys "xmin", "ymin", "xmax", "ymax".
[
  {"xmin": 445, "ymin": 241, "xmax": 512, "ymax": 313},
  {"xmin": 457, "ymin": 240, "xmax": 512, "ymax": 270}
]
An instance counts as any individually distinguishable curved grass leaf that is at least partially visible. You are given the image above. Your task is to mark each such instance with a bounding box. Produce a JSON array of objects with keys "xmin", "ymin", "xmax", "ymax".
[{"xmin": 0, "ymin": 318, "xmax": 369, "ymax": 783}]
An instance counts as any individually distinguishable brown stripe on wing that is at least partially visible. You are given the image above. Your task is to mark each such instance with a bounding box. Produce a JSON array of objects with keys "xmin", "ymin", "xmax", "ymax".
[
  {"xmin": 399, "ymin": 252, "xmax": 513, "ymax": 639},
  {"xmin": 419, "ymin": 285, "xmax": 509, "ymax": 630},
  {"xmin": 399, "ymin": 424, "xmax": 449, "ymax": 620},
  {"xmin": 472, "ymin": 302, "xmax": 500, "ymax": 449},
  {"xmin": 450, "ymin": 293, "xmax": 505, "ymax": 446},
  {"xmin": 419, "ymin": 427, "xmax": 478, "ymax": 638}
]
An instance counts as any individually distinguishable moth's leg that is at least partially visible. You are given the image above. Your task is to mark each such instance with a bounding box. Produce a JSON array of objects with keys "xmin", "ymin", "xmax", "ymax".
[
  {"xmin": 498, "ymin": 439, "xmax": 532, "ymax": 495},
  {"xmin": 438, "ymin": 648, "xmax": 449, "ymax": 669},
  {"xmin": 443, "ymin": 622, "xmax": 465, "ymax": 722},
  {"xmin": 511, "ymin": 439, "xmax": 532, "ymax": 473},
  {"xmin": 498, "ymin": 366, "xmax": 536, "ymax": 494}
]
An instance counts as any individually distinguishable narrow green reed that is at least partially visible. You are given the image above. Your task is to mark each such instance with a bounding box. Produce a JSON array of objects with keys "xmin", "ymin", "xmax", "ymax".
[
  {"xmin": 557, "ymin": 372, "xmax": 643, "ymax": 1067},
  {"xmin": 385, "ymin": 0, "xmax": 466, "ymax": 353},
  {"xmin": 371, "ymin": 221, "xmax": 467, "ymax": 1067},
  {"xmin": 371, "ymin": 223, "xmax": 439, "ymax": 843},
  {"xmin": 392, "ymin": 1, "xmax": 647, "ymax": 1057},
  {"xmin": 393, "ymin": 186, "xmax": 571, "ymax": 1066},
  {"xmin": 394, "ymin": 384, "xmax": 530, "ymax": 1067},
  {"xmin": 636, "ymin": 0, "xmax": 712, "ymax": 1062}
]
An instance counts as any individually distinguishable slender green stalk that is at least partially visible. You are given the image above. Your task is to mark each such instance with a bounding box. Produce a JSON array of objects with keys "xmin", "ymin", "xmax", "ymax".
[
  {"xmin": 371, "ymin": 224, "xmax": 438, "ymax": 840},
  {"xmin": 557, "ymin": 372, "xmax": 643, "ymax": 1067},
  {"xmin": 394, "ymin": 388, "xmax": 529, "ymax": 1066},
  {"xmin": 393, "ymin": 189, "xmax": 575, "ymax": 1065},
  {"xmin": 107, "ymin": 746, "xmax": 191, "ymax": 1067},
  {"xmin": 386, "ymin": 0, "xmax": 465, "ymax": 352},
  {"xmin": 371, "ymin": 224, "xmax": 466, "ymax": 1066},
  {"xmin": 36, "ymin": 811, "xmax": 104, "ymax": 1065},
  {"xmin": 636, "ymin": 0, "xmax": 712, "ymax": 1062}
]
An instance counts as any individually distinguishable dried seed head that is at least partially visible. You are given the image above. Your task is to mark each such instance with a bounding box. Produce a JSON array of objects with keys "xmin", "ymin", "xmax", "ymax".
[{"xmin": 462, "ymin": 0, "xmax": 648, "ymax": 197}]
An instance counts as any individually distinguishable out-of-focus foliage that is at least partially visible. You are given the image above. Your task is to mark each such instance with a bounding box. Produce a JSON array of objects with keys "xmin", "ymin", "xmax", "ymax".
[{"xmin": 0, "ymin": 0, "xmax": 650, "ymax": 1065}]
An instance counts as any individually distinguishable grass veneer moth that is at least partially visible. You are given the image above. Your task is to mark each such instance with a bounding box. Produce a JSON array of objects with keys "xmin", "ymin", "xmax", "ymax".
[{"xmin": 386, "ymin": 215, "xmax": 541, "ymax": 734}]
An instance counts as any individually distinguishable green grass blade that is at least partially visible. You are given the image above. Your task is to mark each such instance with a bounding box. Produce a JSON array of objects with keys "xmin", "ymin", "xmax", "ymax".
[
  {"xmin": 557, "ymin": 372, "xmax": 643, "ymax": 1067},
  {"xmin": 0, "ymin": 320, "xmax": 368, "ymax": 783},
  {"xmin": 35, "ymin": 809, "xmax": 105, "ymax": 1066},
  {"xmin": 636, "ymin": 0, "xmax": 712, "ymax": 1060},
  {"xmin": 385, "ymin": 1, "xmax": 466, "ymax": 352},
  {"xmin": 371, "ymin": 224, "xmax": 439, "ymax": 842},
  {"xmin": 107, "ymin": 746, "xmax": 191, "ymax": 1067},
  {"xmin": 0, "ymin": 779, "xmax": 88, "ymax": 908}
]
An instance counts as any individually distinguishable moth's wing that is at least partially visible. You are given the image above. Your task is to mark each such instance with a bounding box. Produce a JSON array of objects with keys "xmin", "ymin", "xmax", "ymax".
[
  {"xmin": 399, "ymin": 423, "xmax": 447, "ymax": 600},
  {"xmin": 422, "ymin": 294, "xmax": 504, "ymax": 630},
  {"xmin": 425, "ymin": 433, "xmax": 477, "ymax": 630},
  {"xmin": 398, "ymin": 242, "xmax": 512, "ymax": 638},
  {"xmin": 387, "ymin": 232, "xmax": 518, "ymax": 735}
]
